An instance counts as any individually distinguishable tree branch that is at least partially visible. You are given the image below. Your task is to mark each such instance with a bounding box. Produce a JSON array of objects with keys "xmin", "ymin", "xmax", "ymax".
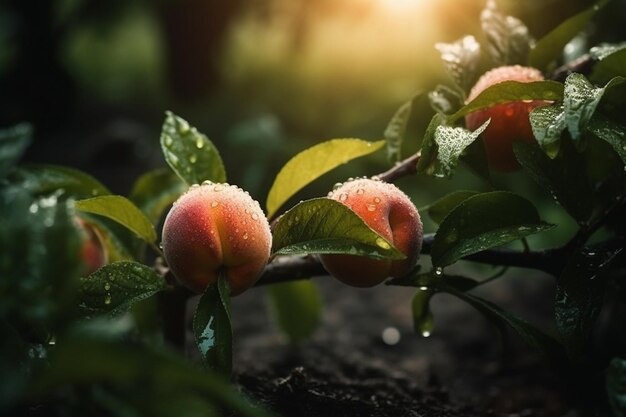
[{"xmin": 373, "ymin": 152, "xmax": 421, "ymax": 183}]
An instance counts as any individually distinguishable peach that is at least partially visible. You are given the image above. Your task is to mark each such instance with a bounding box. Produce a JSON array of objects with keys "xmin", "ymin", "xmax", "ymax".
[
  {"xmin": 465, "ymin": 65, "xmax": 549, "ymax": 172},
  {"xmin": 75, "ymin": 217, "xmax": 107, "ymax": 276},
  {"xmin": 161, "ymin": 182, "xmax": 272, "ymax": 296},
  {"xmin": 319, "ymin": 178, "xmax": 423, "ymax": 287}
]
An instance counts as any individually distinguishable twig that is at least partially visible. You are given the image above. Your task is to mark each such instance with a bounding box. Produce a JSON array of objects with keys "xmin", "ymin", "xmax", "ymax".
[
  {"xmin": 565, "ymin": 195, "xmax": 626, "ymax": 251},
  {"xmin": 373, "ymin": 152, "xmax": 421, "ymax": 183},
  {"xmin": 548, "ymin": 53, "xmax": 595, "ymax": 82}
]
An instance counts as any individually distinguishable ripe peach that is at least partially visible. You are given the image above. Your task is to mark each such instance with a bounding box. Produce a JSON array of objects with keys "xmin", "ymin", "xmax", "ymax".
[
  {"xmin": 319, "ymin": 178, "xmax": 423, "ymax": 287},
  {"xmin": 465, "ymin": 65, "xmax": 549, "ymax": 172},
  {"xmin": 161, "ymin": 182, "xmax": 272, "ymax": 296},
  {"xmin": 75, "ymin": 217, "xmax": 107, "ymax": 276}
]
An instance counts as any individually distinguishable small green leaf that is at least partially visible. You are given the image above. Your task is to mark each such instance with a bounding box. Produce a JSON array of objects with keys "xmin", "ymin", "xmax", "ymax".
[
  {"xmin": 385, "ymin": 99, "xmax": 414, "ymax": 163},
  {"xmin": 433, "ymin": 120, "xmax": 490, "ymax": 178},
  {"xmin": 268, "ymin": 281, "xmax": 322, "ymax": 343},
  {"xmin": 428, "ymin": 84, "xmax": 464, "ymax": 115},
  {"xmin": 588, "ymin": 114, "xmax": 626, "ymax": 164},
  {"xmin": 266, "ymin": 139, "xmax": 384, "ymax": 218},
  {"xmin": 590, "ymin": 43, "xmax": 626, "ymax": 85},
  {"xmin": 435, "ymin": 35, "xmax": 481, "ymax": 93},
  {"xmin": 75, "ymin": 195, "xmax": 157, "ymax": 244},
  {"xmin": 564, "ymin": 73, "xmax": 626, "ymax": 140},
  {"xmin": 480, "ymin": 0, "xmax": 531, "ymax": 66},
  {"xmin": 160, "ymin": 111, "xmax": 226, "ymax": 186},
  {"xmin": 514, "ymin": 141, "xmax": 593, "ymax": 223},
  {"xmin": 424, "ymin": 190, "xmax": 480, "ymax": 225},
  {"xmin": 607, "ymin": 357, "xmax": 626, "ymax": 417},
  {"xmin": 555, "ymin": 247, "xmax": 622, "ymax": 360},
  {"xmin": 449, "ymin": 80, "xmax": 564, "ymax": 122},
  {"xmin": 10, "ymin": 164, "xmax": 111, "ymax": 199},
  {"xmin": 193, "ymin": 273, "xmax": 232, "ymax": 377},
  {"xmin": 272, "ymin": 198, "xmax": 404, "ymax": 260},
  {"xmin": 530, "ymin": 103, "xmax": 566, "ymax": 157},
  {"xmin": 0, "ymin": 123, "xmax": 32, "ymax": 178},
  {"xmin": 412, "ymin": 288, "xmax": 434, "ymax": 337},
  {"xmin": 79, "ymin": 262, "xmax": 167, "ymax": 316},
  {"xmin": 129, "ymin": 168, "xmax": 187, "ymax": 224},
  {"xmin": 529, "ymin": 0, "xmax": 608, "ymax": 70},
  {"xmin": 431, "ymin": 191, "xmax": 554, "ymax": 267},
  {"xmin": 416, "ymin": 113, "xmax": 446, "ymax": 175}
]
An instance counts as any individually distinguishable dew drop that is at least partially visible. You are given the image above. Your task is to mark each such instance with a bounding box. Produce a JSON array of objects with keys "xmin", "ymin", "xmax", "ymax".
[
  {"xmin": 164, "ymin": 136, "xmax": 173, "ymax": 147},
  {"xmin": 190, "ymin": 183, "xmax": 200, "ymax": 189},
  {"xmin": 195, "ymin": 137, "xmax": 204, "ymax": 149},
  {"xmin": 374, "ymin": 197, "xmax": 381, "ymax": 203},
  {"xmin": 104, "ymin": 295, "xmax": 112, "ymax": 305},
  {"xmin": 356, "ymin": 188, "xmax": 365, "ymax": 195},
  {"xmin": 338, "ymin": 193, "xmax": 348, "ymax": 202},
  {"xmin": 251, "ymin": 212, "xmax": 259, "ymax": 221},
  {"xmin": 202, "ymin": 180, "xmax": 213, "ymax": 186},
  {"xmin": 419, "ymin": 286, "xmax": 428, "ymax": 291},
  {"xmin": 434, "ymin": 267, "xmax": 443, "ymax": 276},
  {"xmin": 213, "ymin": 185, "xmax": 223, "ymax": 192},
  {"xmin": 189, "ymin": 154, "xmax": 198, "ymax": 164},
  {"xmin": 333, "ymin": 182, "xmax": 343, "ymax": 190},
  {"xmin": 375, "ymin": 237, "xmax": 391, "ymax": 249},
  {"xmin": 243, "ymin": 233, "xmax": 249, "ymax": 240},
  {"xmin": 211, "ymin": 201, "xmax": 218, "ymax": 208},
  {"xmin": 104, "ymin": 282, "xmax": 111, "ymax": 291},
  {"xmin": 367, "ymin": 204, "xmax": 376, "ymax": 212},
  {"xmin": 421, "ymin": 330, "xmax": 431, "ymax": 338}
]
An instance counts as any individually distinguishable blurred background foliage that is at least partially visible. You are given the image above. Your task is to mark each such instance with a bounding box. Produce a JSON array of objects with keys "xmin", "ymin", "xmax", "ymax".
[{"xmin": 0, "ymin": 0, "xmax": 624, "ymax": 239}]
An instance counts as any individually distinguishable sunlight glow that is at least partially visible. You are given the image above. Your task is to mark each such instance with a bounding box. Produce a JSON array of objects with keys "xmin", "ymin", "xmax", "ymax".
[{"xmin": 381, "ymin": 0, "xmax": 422, "ymax": 13}]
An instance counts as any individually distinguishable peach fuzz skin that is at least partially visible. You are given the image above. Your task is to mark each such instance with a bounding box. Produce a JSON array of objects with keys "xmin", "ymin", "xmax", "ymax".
[
  {"xmin": 465, "ymin": 65, "xmax": 550, "ymax": 172},
  {"xmin": 161, "ymin": 183, "xmax": 272, "ymax": 296},
  {"xmin": 319, "ymin": 178, "xmax": 423, "ymax": 287}
]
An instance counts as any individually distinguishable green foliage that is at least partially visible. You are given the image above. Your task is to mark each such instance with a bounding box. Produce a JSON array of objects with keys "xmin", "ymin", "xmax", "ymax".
[
  {"xmin": 0, "ymin": 123, "xmax": 32, "ymax": 179},
  {"xmin": 590, "ymin": 42, "xmax": 626, "ymax": 84},
  {"xmin": 608, "ymin": 358, "xmax": 626, "ymax": 417},
  {"xmin": 435, "ymin": 35, "xmax": 481, "ymax": 94},
  {"xmin": 433, "ymin": 120, "xmax": 490, "ymax": 178},
  {"xmin": 480, "ymin": 0, "xmax": 532, "ymax": 66},
  {"xmin": 271, "ymin": 198, "xmax": 404, "ymax": 260},
  {"xmin": 422, "ymin": 190, "xmax": 479, "ymax": 225},
  {"xmin": 266, "ymin": 138, "xmax": 385, "ymax": 219},
  {"xmin": 193, "ymin": 273, "xmax": 232, "ymax": 377},
  {"xmin": 129, "ymin": 168, "xmax": 187, "ymax": 224},
  {"xmin": 268, "ymin": 281, "xmax": 322, "ymax": 343},
  {"xmin": 385, "ymin": 98, "xmax": 415, "ymax": 163},
  {"xmin": 11, "ymin": 164, "xmax": 111, "ymax": 199}
]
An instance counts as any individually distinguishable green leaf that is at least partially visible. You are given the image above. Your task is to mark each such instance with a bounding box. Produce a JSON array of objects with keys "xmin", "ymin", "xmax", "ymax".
[
  {"xmin": 266, "ymin": 139, "xmax": 384, "ymax": 218},
  {"xmin": 271, "ymin": 198, "xmax": 404, "ymax": 260},
  {"xmin": 607, "ymin": 357, "xmax": 626, "ymax": 417},
  {"xmin": 79, "ymin": 262, "xmax": 167, "ymax": 316},
  {"xmin": 0, "ymin": 123, "xmax": 32, "ymax": 178},
  {"xmin": 529, "ymin": 0, "xmax": 608, "ymax": 70},
  {"xmin": 588, "ymin": 114, "xmax": 626, "ymax": 164},
  {"xmin": 431, "ymin": 191, "xmax": 554, "ymax": 267},
  {"xmin": 268, "ymin": 281, "xmax": 322, "ymax": 343},
  {"xmin": 435, "ymin": 35, "xmax": 481, "ymax": 93},
  {"xmin": 10, "ymin": 164, "xmax": 111, "ymax": 199},
  {"xmin": 412, "ymin": 288, "xmax": 434, "ymax": 337},
  {"xmin": 449, "ymin": 80, "xmax": 564, "ymax": 122},
  {"xmin": 428, "ymin": 84, "xmax": 464, "ymax": 115},
  {"xmin": 529, "ymin": 103, "xmax": 566, "ymax": 157},
  {"xmin": 75, "ymin": 195, "xmax": 157, "ymax": 244},
  {"xmin": 460, "ymin": 139, "xmax": 492, "ymax": 184},
  {"xmin": 129, "ymin": 168, "xmax": 187, "ymax": 224},
  {"xmin": 423, "ymin": 190, "xmax": 480, "ymax": 225},
  {"xmin": 160, "ymin": 111, "xmax": 226, "ymax": 186},
  {"xmin": 564, "ymin": 73, "xmax": 626, "ymax": 140},
  {"xmin": 555, "ymin": 247, "xmax": 622, "ymax": 360},
  {"xmin": 416, "ymin": 113, "xmax": 446, "ymax": 175},
  {"xmin": 384, "ymin": 99, "xmax": 414, "ymax": 163},
  {"xmin": 193, "ymin": 273, "xmax": 232, "ymax": 377},
  {"xmin": 433, "ymin": 120, "xmax": 490, "ymax": 178},
  {"xmin": 514, "ymin": 141, "xmax": 593, "ymax": 223},
  {"xmin": 590, "ymin": 43, "xmax": 626, "ymax": 85},
  {"xmin": 480, "ymin": 0, "xmax": 531, "ymax": 66},
  {"xmin": 442, "ymin": 285, "xmax": 567, "ymax": 366}
]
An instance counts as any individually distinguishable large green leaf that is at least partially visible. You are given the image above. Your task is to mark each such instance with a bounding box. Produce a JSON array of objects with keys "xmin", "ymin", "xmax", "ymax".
[
  {"xmin": 428, "ymin": 84, "xmax": 464, "ymax": 115},
  {"xmin": 449, "ymin": 80, "xmax": 564, "ymax": 122},
  {"xmin": 514, "ymin": 141, "xmax": 593, "ymax": 223},
  {"xmin": 480, "ymin": 0, "xmax": 531, "ymax": 66},
  {"xmin": 563, "ymin": 73, "xmax": 626, "ymax": 140},
  {"xmin": 160, "ymin": 111, "xmax": 226, "ymax": 186},
  {"xmin": 607, "ymin": 357, "xmax": 626, "ymax": 417},
  {"xmin": 384, "ymin": 99, "xmax": 414, "ymax": 163},
  {"xmin": 588, "ymin": 114, "xmax": 626, "ymax": 164},
  {"xmin": 79, "ymin": 262, "xmax": 167, "ymax": 316},
  {"xmin": 75, "ymin": 195, "xmax": 157, "ymax": 244},
  {"xmin": 590, "ymin": 43, "xmax": 626, "ymax": 85},
  {"xmin": 271, "ymin": 198, "xmax": 404, "ymax": 260},
  {"xmin": 529, "ymin": 0, "xmax": 608, "ymax": 70},
  {"xmin": 433, "ymin": 120, "xmax": 490, "ymax": 178},
  {"xmin": 11, "ymin": 164, "xmax": 111, "ymax": 199},
  {"xmin": 266, "ymin": 139, "xmax": 384, "ymax": 219},
  {"xmin": 423, "ymin": 190, "xmax": 480, "ymax": 225},
  {"xmin": 435, "ymin": 35, "xmax": 481, "ymax": 93},
  {"xmin": 431, "ymin": 192, "xmax": 554, "ymax": 267},
  {"xmin": 268, "ymin": 281, "xmax": 322, "ymax": 343},
  {"xmin": 0, "ymin": 123, "xmax": 32, "ymax": 178},
  {"xmin": 193, "ymin": 273, "xmax": 232, "ymax": 377},
  {"xmin": 529, "ymin": 103, "xmax": 566, "ymax": 158},
  {"xmin": 555, "ymin": 247, "xmax": 622, "ymax": 360},
  {"xmin": 129, "ymin": 168, "xmax": 186, "ymax": 224}
]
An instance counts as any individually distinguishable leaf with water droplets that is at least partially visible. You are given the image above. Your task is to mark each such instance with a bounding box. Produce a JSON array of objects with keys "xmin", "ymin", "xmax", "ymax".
[
  {"xmin": 591, "ymin": 42, "xmax": 626, "ymax": 85},
  {"xmin": 588, "ymin": 114, "xmax": 626, "ymax": 165},
  {"xmin": 428, "ymin": 84, "xmax": 464, "ymax": 115},
  {"xmin": 129, "ymin": 168, "xmax": 187, "ymax": 224},
  {"xmin": 10, "ymin": 164, "xmax": 111, "ymax": 199},
  {"xmin": 385, "ymin": 97, "xmax": 417, "ymax": 163},
  {"xmin": 529, "ymin": 103, "xmax": 566, "ymax": 158},
  {"xmin": 75, "ymin": 195, "xmax": 157, "ymax": 244},
  {"xmin": 266, "ymin": 138, "xmax": 384, "ymax": 219},
  {"xmin": 193, "ymin": 272, "xmax": 232, "ymax": 376},
  {"xmin": 431, "ymin": 191, "xmax": 554, "ymax": 267},
  {"xmin": 0, "ymin": 123, "xmax": 32, "ymax": 179},
  {"xmin": 272, "ymin": 198, "xmax": 404, "ymax": 260},
  {"xmin": 268, "ymin": 281, "xmax": 322, "ymax": 343},
  {"xmin": 435, "ymin": 35, "xmax": 481, "ymax": 93},
  {"xmin": 514, "ymin": 141, "xmax": 593, "ymax": 223},
  {"xmin": 433, "ymin": 120, "xmax": 490, "ymax": 178},
  {"xmin": 78, "ymin": 261, "xmax": 167, "ymax": 316},
  {"xmin": 160, "ymin": 111, "xmax": 226, "ymax": 186},
  {"xmin": 529, "ymin": 0, "xmax": 608, "ymax": 71},
  {"xmin": 423, "ymin": 190, "xmax": 480, "ymax": 225},
  {"xmin": 555, "ymin": 247, "xmax": 622, "ymax": 360},
  {"xmin": 480, "ymin": 0, "xmax": 532, "ymax": 66},
  {"xmin": 607, "ymin": 357, "xmax": 626, "ymax": 417}
]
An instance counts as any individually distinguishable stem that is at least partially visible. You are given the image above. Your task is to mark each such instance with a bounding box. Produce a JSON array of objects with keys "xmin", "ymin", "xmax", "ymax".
[
  {"xmin": 547, "ymin": 53, "xmax": 595, "ymax": 82},
  {"xmin": 565, "ymin": 195, "xmax": 626, "ymax": 251},
  {"xmin": 373, "ymin": 151, "xmax": 421, "ymax": 183}
]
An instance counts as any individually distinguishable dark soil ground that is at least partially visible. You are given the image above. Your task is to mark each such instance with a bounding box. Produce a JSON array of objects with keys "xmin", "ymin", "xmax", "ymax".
[{"xmin": 225, "ymin": 266, "xmax": 568, "ymax": 417}]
